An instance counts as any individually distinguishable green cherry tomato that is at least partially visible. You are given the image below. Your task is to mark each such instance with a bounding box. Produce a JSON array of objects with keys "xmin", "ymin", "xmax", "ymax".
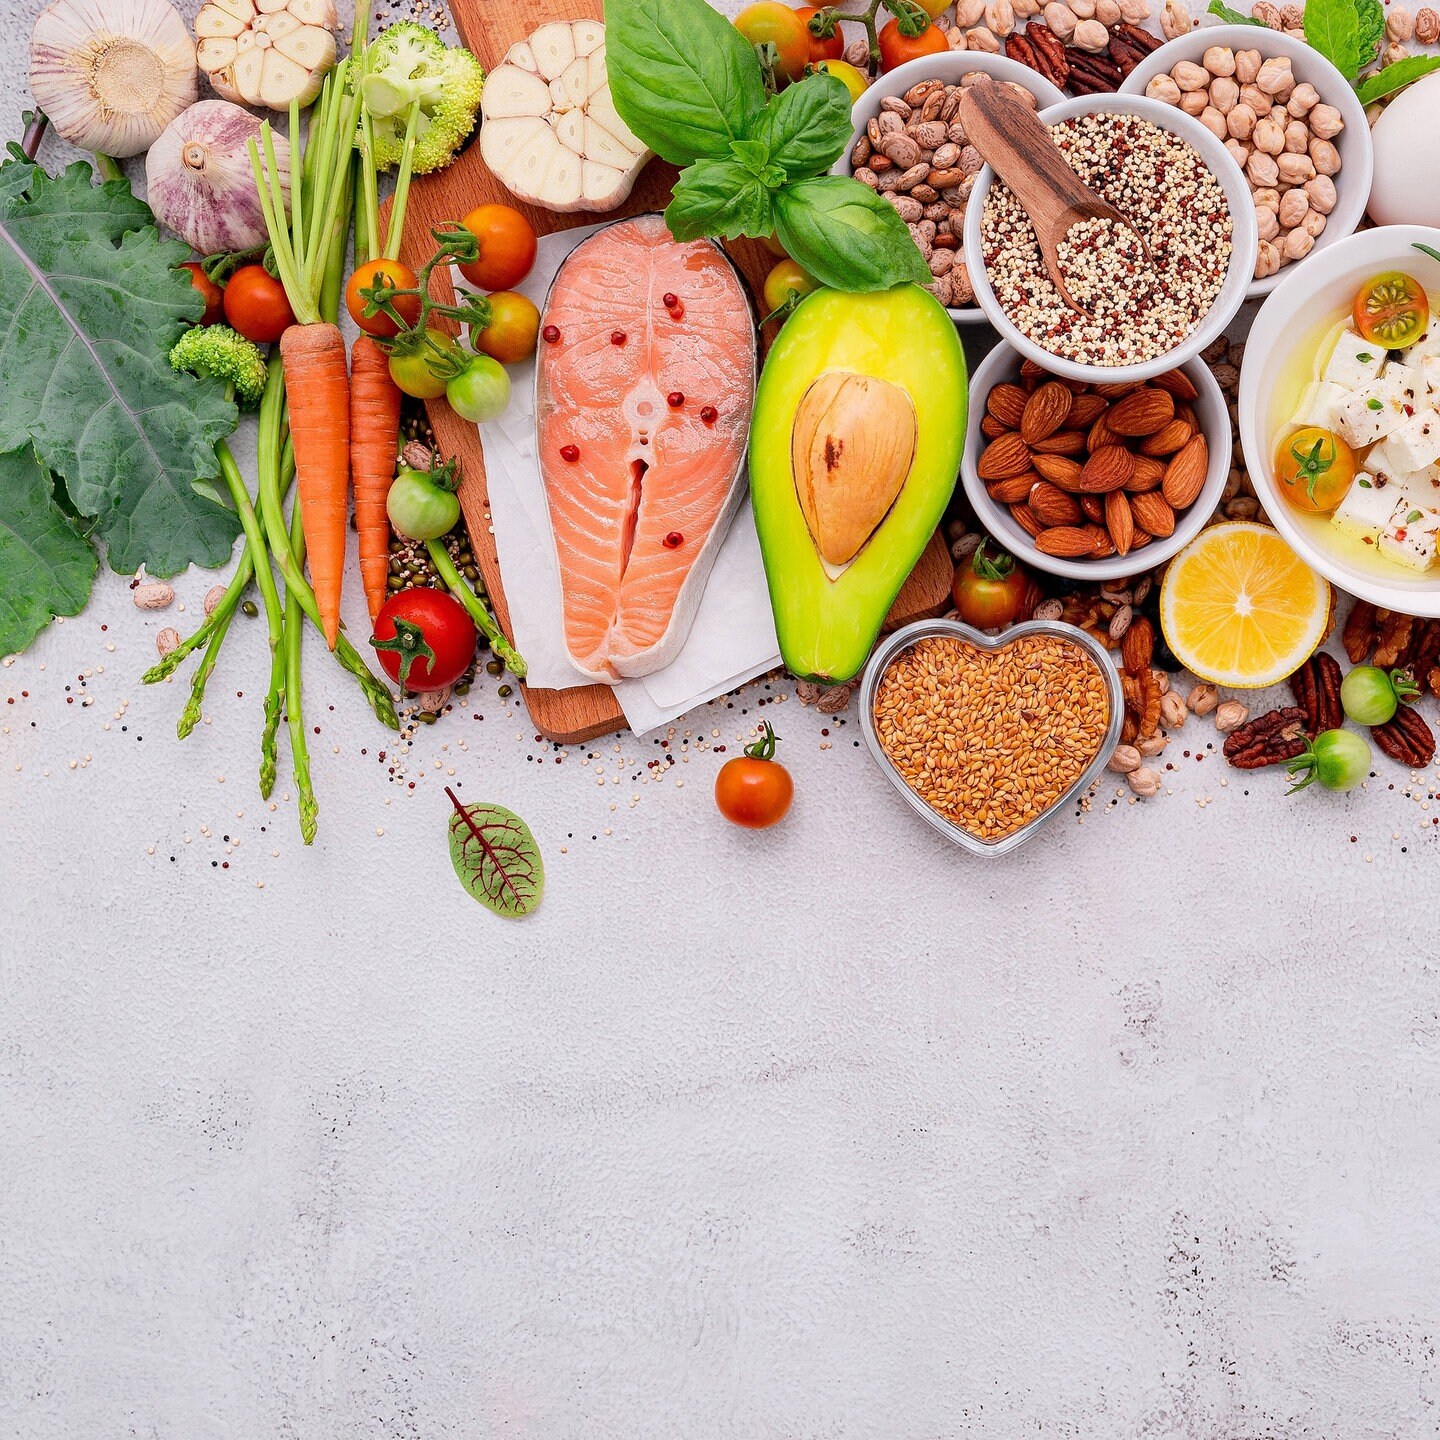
[
  {"xmin": 763, "ymin": 258, "xmax": 821, "ymax": 315},
  {"xmin": 1340, "ymin": 664, "xmax": 1420, "ymax": 725},
  {"xmin": 387, "ymin": 467, "xmax": 461, "ymax": 542},
  {"xmin": 446, "ymin": 356, "xmax": 512, "ymax": 423},
  {"xmin": 1286, "ymin": 727, "xmax": 1372, "ymax": 795},
  {"xmin": 388, "ymin": 329, "xmax": 462, "ymax": 400}
]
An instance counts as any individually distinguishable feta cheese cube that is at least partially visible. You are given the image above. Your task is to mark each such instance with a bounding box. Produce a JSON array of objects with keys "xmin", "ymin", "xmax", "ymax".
[
  {"xmin": 1401, "ymin": 324, "xmax": 1440, "ymax": 365},
  {"xmin": 1364, "ymin": 437, "xmax": 1411, "ymax": 485},
  {"xmin": 1294, "ymin": 381, "xmax": 1349, "ymax": 431},
  {"xmin": 1380, "ymin": 501, "xmax": 1440, "ymax": 570},
  {"xmin": 1323, "ymin": 328, "xmax": 1388, "ymax": 389},
  {"xmin": 1382, "ymin": 408, "xmax": 1440, "ymax": 472},
  {"xmin": 1395, "ymin": 464, "xmax": 1440, "ymax": 510},
  {"xmin": 1421, "ymin": 354, "xmax": 1440, "ymax": 400},
  {"xmin": 1332, "ymin": 472, "xmax": 1399, "ymax": 545},
  {"xmin": 1386, "ymin": 361, "xmax": 1425, "ymax": 409},
  {"xmin": 1336, "ymin": 372, "xmax": 1413, "ymax": 447}
]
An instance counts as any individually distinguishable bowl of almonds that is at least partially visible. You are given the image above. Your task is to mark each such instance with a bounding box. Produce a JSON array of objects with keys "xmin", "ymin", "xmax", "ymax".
[
  {"xmin": 961, "ymin": 341, "xmax": 1229, "ymax": 580},
  {"xmin": 835, "ymin": 51, "xmax": 1065, "ymax": 321},
  {"xmin": 860, "ymin": 617, "xmax": 1122, "ymax": 856},
  {"xmin": 1119, "ymin": 25, "xmax": 1371, "ymax": 298}
]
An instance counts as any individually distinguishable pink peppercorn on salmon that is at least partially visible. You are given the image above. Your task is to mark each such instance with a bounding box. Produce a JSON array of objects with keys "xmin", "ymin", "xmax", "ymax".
[{"xmin": 535, "ymin": 214, "xmax": 757, "ymax": 680}]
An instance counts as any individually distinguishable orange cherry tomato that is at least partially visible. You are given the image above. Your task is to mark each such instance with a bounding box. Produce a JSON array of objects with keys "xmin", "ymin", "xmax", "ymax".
[
  {"xmin": 178, "ymin": 261, "xmax": 224, "ymax": 326},
  {"xmin": 734, "ymin": 2, "xmax": 813, "ymax": 81},
  {"xmin": 458, "ymin": 204, "xmax": 538, "ymax": 292},
  {"xmin": 222, "ymin": 264, "xmax": 295, "ymax": 344},
  {"xmin": 345, "ymin": 258, "xmax": 423, "ymax": 338},
  {"xmin": 1273, "ymin": 426, "xmax": 1356, "ymax": 514},
  {"xmin": 474, "ymin": 290, "xmax": 540, "ymax": 364},
  {"xmin": 1353, "ymin": 272, "xmax": 1430, "ymax": 351},
  {"xmin": 714, "ymin": 723, "xmax": 794, "ymax": 829},
  {"xmin": 794, "ymin": 5, "xmax": 844, "ymax": 61},
  {"xmin": 877, "ymin": 16, "xmax": 948, "ymax": 71},
  {"xmin": 914, "ymin": 0, "xmax": 951, "ymax": 15}
]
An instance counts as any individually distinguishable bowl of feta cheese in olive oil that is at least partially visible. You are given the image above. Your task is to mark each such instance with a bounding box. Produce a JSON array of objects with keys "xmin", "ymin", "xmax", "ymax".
[{"xmin": 1241, "ymin": 226, "xmax": 1440, "ymax": 616}]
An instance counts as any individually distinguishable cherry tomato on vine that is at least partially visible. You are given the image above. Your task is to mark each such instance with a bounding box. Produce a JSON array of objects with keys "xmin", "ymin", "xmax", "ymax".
[
  {"xmin": 457, "ymin": 204, "xmax": 538, "ymax": 292},
  {"xmin": 763, "ymin": 258, "xmax": 821, "ymax": 315},
  {"xmin": 387, "ymin": 466, "xmax": 461, "ymax": 543},
  {"xmin": 370, "ymin": 587, "xmax": 477, "ymax": 693},
  {"xmin": 389, "ymin": 329, "xmax": 463, "ymax": 400},
  {"xmin": 877, "ymin": 15, "xmax": 947, "ymax": 72},
  {"xmin": 474, "ymin": 290, "xmax": 540, "ymax": 364},
  {"xmin": 1273, "ymin": 426, "xmax": 1355, "ymax": 513},
  {"xmin": 793, "ymin": 4, "xmax": 843, "ymax": 60},
  {"xmin": 811, "ymin": 58, "xmax": 868, "ymax": 105},
  {"xmin": 222, "ymin": 264, "xmax": 294, "ymax": 343},
  {"xmin": 952, "ymin": 540, "xmax": 1036, "ymax": 628},
  {"xmin": 714, "ymin": 722, "xmax": 794, "ymax": 829},
  {"xmin": 1352, "ymin": 272, "xmax": 1429, "ymax": 351},
  {"xmin": 345, "ymin": 257, "xmax": 422, "ymax": 337},
  {"xmin": 734, "ymin": 2, "xmax": 812, "ymax": 81},
  {"xmin": 446, "ymin": 356, "xmax": 512, "ymax": 423},
  {"xmin": 179, "ymin": 261, "xmax": 224, "ymax": 326}
]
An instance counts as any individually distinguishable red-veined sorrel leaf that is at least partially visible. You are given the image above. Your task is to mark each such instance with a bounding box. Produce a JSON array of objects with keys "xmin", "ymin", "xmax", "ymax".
[{"xmin": 445, "ymin": 787, "xmax": 543, "ymax": 919}]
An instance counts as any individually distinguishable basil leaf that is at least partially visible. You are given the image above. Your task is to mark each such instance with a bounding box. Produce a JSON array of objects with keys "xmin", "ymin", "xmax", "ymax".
[
  {"xmin": 728, "ymin": 138, "xmax": 786, "ymax": 189},
  {"xmin": 1303, "ymin": 0, "xmax": 1362, "ymax": 79},
  {"xmin": 773, "ymin": 175, "xmax": 932, "ymax": 292},
  {"xmin": 1355, "ymin": 0, "xmax": 1386, "ymax": 69},
  {"xmin": 1356, "ymin": 52, "xmax": 1440, "ymax": 102},
  {"xmin": 666, "ymin": 159, "xmax": 775, "ymax": 241},
  {"xmin": 751, "ymin": 71, "xmax": 857, "ymax": 182},
  {"xmin": 1206, "ymin": 1, "xmax": 1265, "ymax": 24},
  {"xmin": 605, "ymin": 0, "xmax": 766, "ymax": 166}
]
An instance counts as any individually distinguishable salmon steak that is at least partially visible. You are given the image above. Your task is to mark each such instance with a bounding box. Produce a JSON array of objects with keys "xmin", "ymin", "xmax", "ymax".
[{"xmin": 536, "ymin": 214, "xmax": 757, "ymax": 680}]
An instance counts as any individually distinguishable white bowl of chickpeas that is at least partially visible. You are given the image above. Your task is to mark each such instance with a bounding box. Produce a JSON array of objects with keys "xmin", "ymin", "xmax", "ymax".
[{"xmin": 1119, "ymin": 24, "xmax": 1372, "ymax": 298}]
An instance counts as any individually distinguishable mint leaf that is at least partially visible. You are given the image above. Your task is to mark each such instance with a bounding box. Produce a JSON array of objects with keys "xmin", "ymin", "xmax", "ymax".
[
  {"xmin": 1207, "ymin": 1, "xmax": 1266, "ymax": 24},
  {"xmin": 0, "ymin": 150, "xmax": 240, "ymax": 577},
  {"xmin": 666, "ymin": 159, "xmax": 775, "ymax": 240},
  {"xmin": 1303, "ymin": 0, "xmax": 1363, "ymax": 79},
  {"xmin": 0, "ymin": 448, "xmax": 97, "ymax": 655},
  {"xmin": 1356, "ymin": 53, "xmax": 1440, "ymax": 102},
  {"xmin": 751, "ymin": 71, "xmax": 856, "ymax": 182},
  {"xmin": 1355, "ymin": 0, "xmax": 1386, "ymax": 69},
  {"xmin": 605, "ymin": 0, "xmax": 766, "ymax": 166},
  {"xmin": 774, "ymin": 175, "xmax": 932, "ymax": 291}
]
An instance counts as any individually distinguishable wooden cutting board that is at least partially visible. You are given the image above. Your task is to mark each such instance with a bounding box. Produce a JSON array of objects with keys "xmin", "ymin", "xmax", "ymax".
[{"xmin": 392, "ymin": 0, "xmax": 955, "ymax": 744}]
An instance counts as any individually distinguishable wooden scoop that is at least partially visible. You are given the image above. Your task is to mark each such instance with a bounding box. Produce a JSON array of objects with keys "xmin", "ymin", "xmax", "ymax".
[{"xmin": 957, "ymin": 81, "xmax": 1152, "ymax": 316}]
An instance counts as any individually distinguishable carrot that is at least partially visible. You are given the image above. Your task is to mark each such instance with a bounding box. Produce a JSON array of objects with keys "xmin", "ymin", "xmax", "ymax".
[
  {"xmin": 279, "ymin": 322, "xmax": 350, "ymax": 649},
  {"xmin": 351, "ymin": 334, "xmax": 404, "ymax": 621}
]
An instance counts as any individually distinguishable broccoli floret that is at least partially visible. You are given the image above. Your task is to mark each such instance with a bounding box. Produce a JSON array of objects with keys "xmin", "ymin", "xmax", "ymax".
[
  {"xmin": 363, "ymin": 23, "xmax": 484, "ymax": 175},
  {"xmin": 170, "ymin": 325, "xmax": 268, "ymax": 410}
]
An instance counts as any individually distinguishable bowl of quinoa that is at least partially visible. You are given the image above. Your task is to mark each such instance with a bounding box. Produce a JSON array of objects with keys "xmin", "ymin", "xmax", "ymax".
[{"xmin": 963, "ymin": 94, "xmax": 1255, "ymax": 384}]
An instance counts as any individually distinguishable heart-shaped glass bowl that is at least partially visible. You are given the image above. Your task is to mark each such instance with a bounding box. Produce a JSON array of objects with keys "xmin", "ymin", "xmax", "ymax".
[{"xmin": 858, "ymin": 618, "xmax": 1123, "ymax": 857}]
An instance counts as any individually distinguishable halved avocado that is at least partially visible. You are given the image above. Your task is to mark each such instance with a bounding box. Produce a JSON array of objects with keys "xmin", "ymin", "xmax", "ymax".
[{"xmin": 751, "ymin": 284, "xmax": 967, "ymax": 684}]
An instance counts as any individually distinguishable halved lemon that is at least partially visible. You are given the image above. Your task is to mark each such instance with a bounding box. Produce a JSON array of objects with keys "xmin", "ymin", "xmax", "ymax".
[{"xmin": 1160, "ymin": 522, "xmax": 1331, "ymax": 688}]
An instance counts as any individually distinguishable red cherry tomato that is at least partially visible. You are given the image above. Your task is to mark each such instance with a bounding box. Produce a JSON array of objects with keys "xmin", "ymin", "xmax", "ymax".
[
  {"xmin": 458, "ymin": 204, "xmax": 538, "ymax": 292},
  {"xmin": 794, "ymin": 5, "xmax": 844, "ymax": 61},
  {"xmin": 474, "ymin": 290, "xmax": 540, "ymax": 364},
  {"xmin": 714, "ymin": 722, "xmax": 794, "ymax": 829},
  {"xmin": 952, "ymin": 541, "xmax": 1037, "ymax": 629},
  {"xmin": 222, "ymin": 264, "xmax": 295, "ymax": 344},
  {"xmin": 370, "ymin": 587, "xmax": 477, "ymax": 693},
  {"xmin": 345, "ymin": 258, "xmax": 423, "ymax": 338},
  {"xmin": 178, "ymin": 261, "xmax": 224, "ymax": 326},
  {"xmin": 877, "ymin": 16, "xmax": 948, "ymax": 71},
  {"xmin": 734, "ymin": 2, "xmax": 813, "ymax": 81}
]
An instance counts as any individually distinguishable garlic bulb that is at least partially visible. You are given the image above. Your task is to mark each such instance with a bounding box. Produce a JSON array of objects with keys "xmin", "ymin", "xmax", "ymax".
[
  {"xmin": 146, "ymin": 100, "xmax": 288, "ymax": 254},
  {"xmin": 29, "ymin": 0, "xmax": 197, "ymax": 158},
  {"xmin": 195, "ymin": 0, "xmax": 337, "ymax": 111}
]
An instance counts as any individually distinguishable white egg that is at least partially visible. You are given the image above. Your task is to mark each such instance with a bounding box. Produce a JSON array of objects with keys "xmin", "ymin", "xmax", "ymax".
[{"xmin": 1368, "ymin": 72, "xmax": 1440, "ymax": 227}]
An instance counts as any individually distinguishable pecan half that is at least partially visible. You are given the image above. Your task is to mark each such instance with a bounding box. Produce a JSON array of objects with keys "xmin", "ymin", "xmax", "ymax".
[
  {"xmin": 1004, "ymin": 32, "xmax": 1044, "ymax": 78},
  {"xmin": 1288, "ymin": 651, "xmax": 1342, "ymax": 736},
  {"xmin": 1400, "ymin": 616, "xmax": 1440, "ymax": 679},
  {"xmin": 1107, "ymin": 33, "xmax": 1147, "ymax": 75},
  {"xmin": 1372, "ymin": 706, "xmax": 1436, "ymax": 767},
  {"xmin": 1066, "ymin": 50, "xmax": 1123, "ymax": 94},
  {"xmin": 1024, "ymin": 22, "xmax": 1070, "ymax": 86},
  {"xmin": 1342, "ymin": 599, "xmax": 1379, "ymax": 664},
  {"xmin": 1112, "ymin": 21, "xmax": 1163, "ymax": 53},
  {"xmin": 1222, "ymin": 706, "xmax": 1310, "ymax": 769}
]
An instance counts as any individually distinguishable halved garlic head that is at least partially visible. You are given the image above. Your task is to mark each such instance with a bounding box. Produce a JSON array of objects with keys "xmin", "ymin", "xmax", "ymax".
[
  {"xmin": 479, "ymin": 20, "xmax": 652, "ymax": 215},
  {"xmin": 29, "ymin": 0, "xmax": 198, "ymax": 158},
  {"xmin": 195, "ymin": 0, "xmax": 337, "ymax": 111}
]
